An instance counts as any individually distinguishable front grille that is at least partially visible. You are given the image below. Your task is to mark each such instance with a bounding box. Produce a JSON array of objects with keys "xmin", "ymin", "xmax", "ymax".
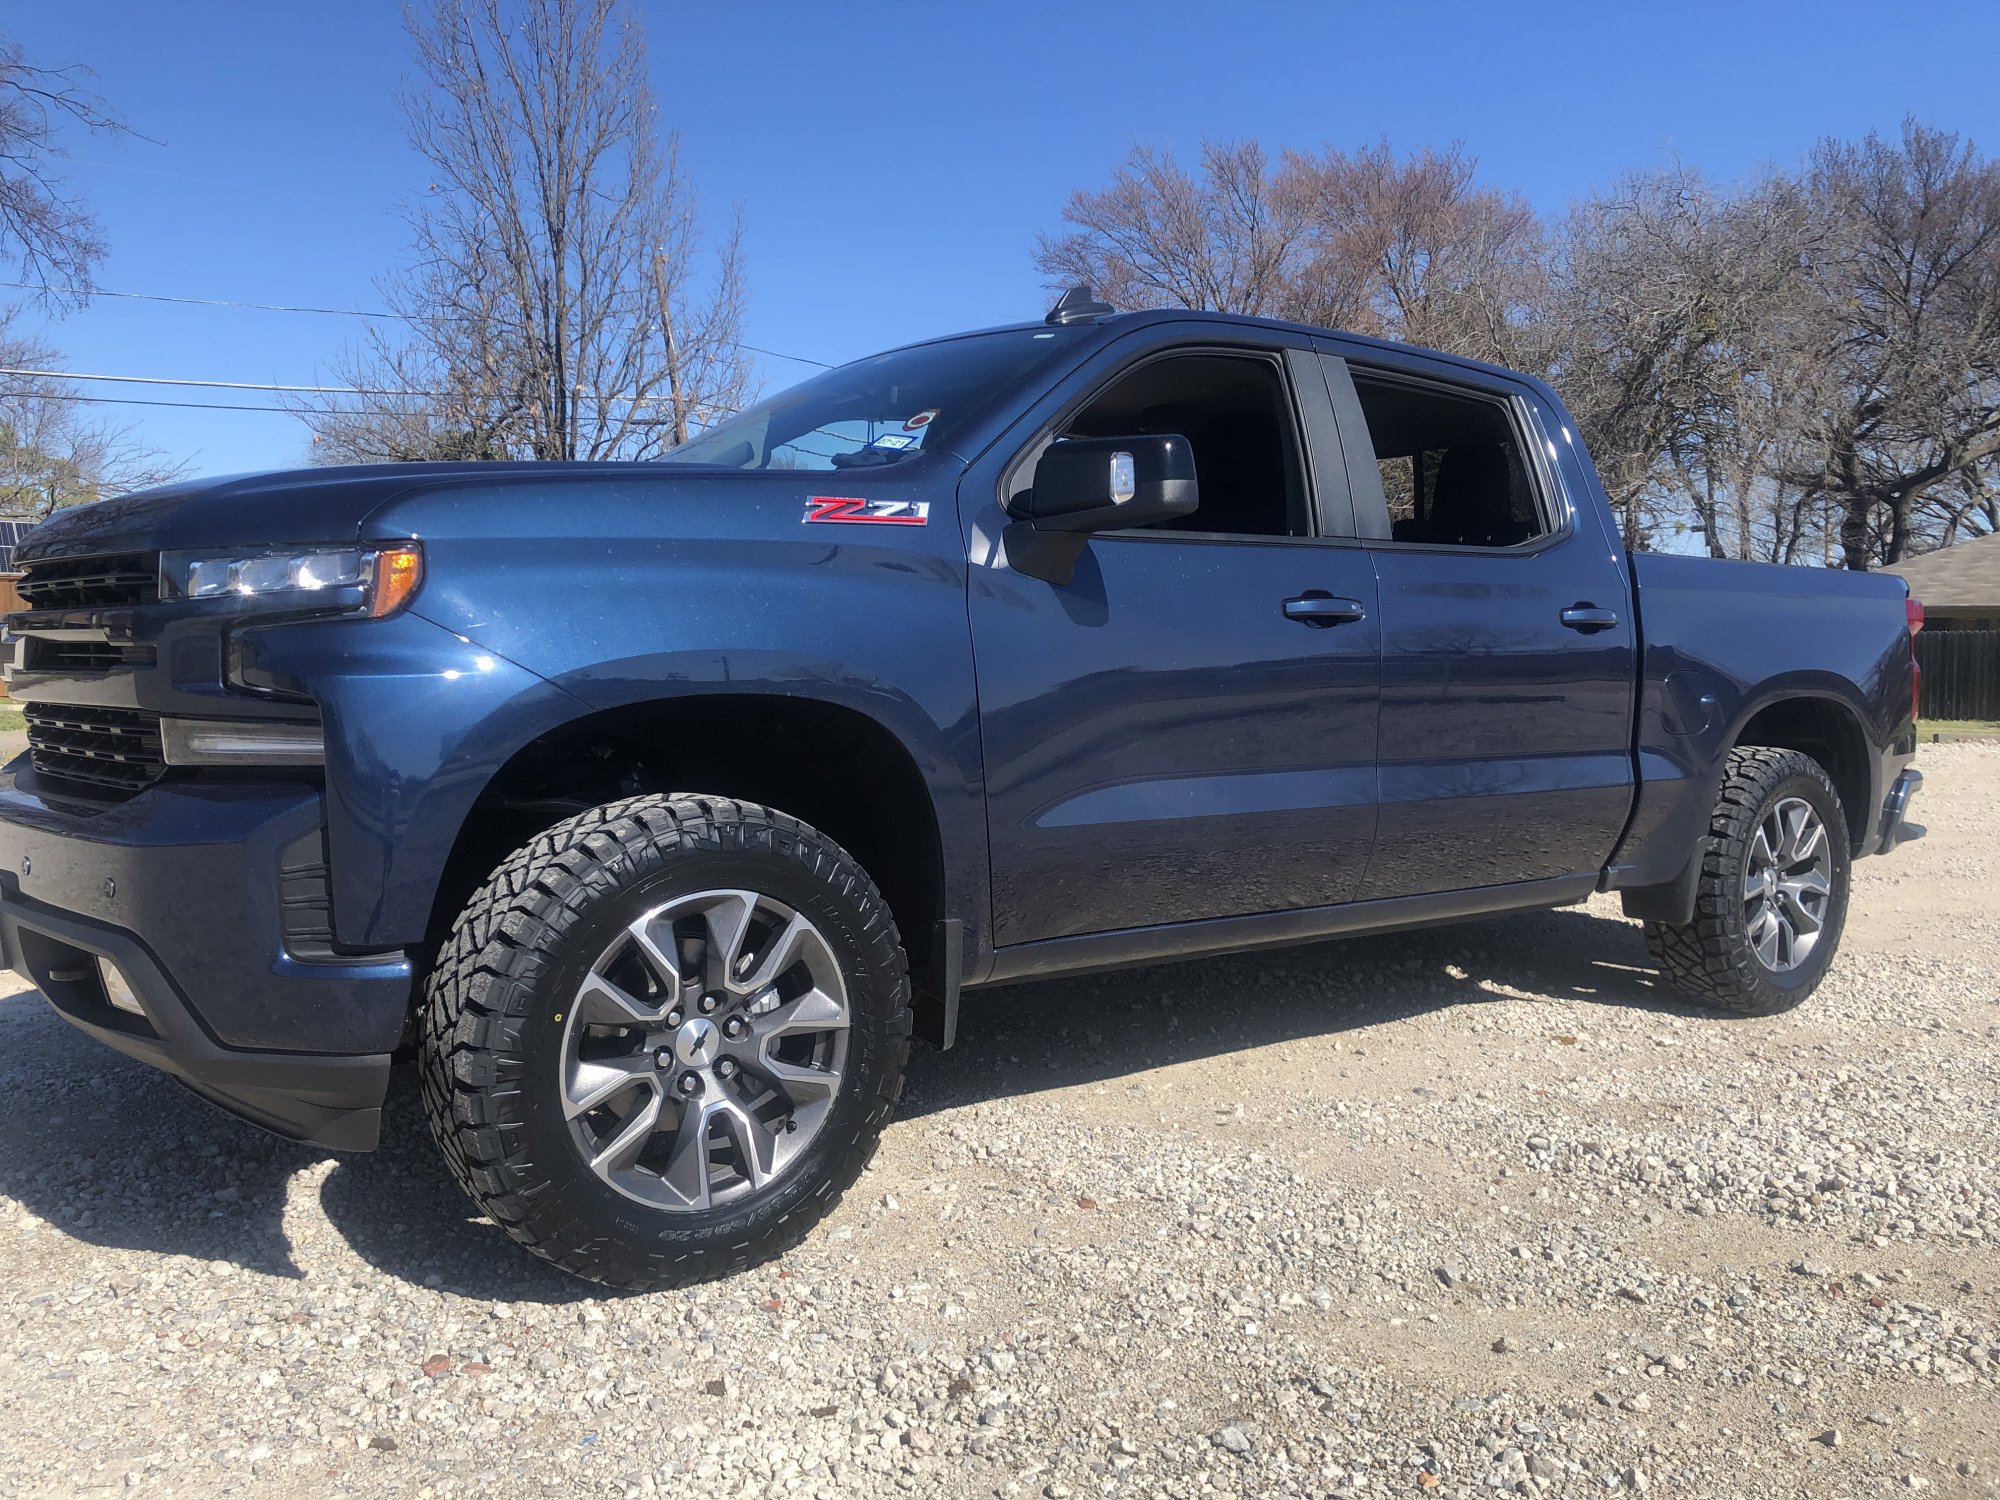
[
  {"xmin": 16, "ymin": 553, "xmax": 157, "ymax": 610},
  {"xmin": 24, "ymin": 703, "xmax": 166, "ymax": 794},
  {"xmin": 20, "ymin": 639, "xmax": 156, "ymax": 674}
]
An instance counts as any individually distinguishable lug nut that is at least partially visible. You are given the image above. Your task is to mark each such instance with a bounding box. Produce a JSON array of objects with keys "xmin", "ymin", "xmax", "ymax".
[
  {"xmin": 665, "ymin": 1008, "xmax": 684, "ymax": 1028},
  {"xmin": 698, "ymin": 993, "xmax": 719, "ymax": 1014},
  {"xmin": 653, "ymin": 1049, "xmax": 673, "ymax": 1071},
  {"xmin": 716, "ymin": 1057, "xmax": 738, "ymax": 1079},
  {"xmin": 676, "ymin": 1071, "xmax": 702, "ymax": 1097},
  {"xmin": 723, "ymin": 1016, "xmax": 747, "ymax": 1040}
]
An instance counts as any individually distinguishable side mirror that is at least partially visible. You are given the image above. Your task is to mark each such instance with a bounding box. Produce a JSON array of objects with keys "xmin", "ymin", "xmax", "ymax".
[{"xmin": 1006, "ymin": 434, "xmax": 1199, "ymax": 584}]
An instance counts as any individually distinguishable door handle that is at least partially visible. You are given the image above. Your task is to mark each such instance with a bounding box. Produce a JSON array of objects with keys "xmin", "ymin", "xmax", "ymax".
[
  {"xmin": 1282, "ymin": 592, "xmax": 1368, "ymax": 627},
  {"xmin": 1560, "ymin": 604, "xmax": 1620, "ymax": 633}
]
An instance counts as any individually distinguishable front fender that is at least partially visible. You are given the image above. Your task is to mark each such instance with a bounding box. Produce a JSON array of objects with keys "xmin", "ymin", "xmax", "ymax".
[
  {"xmin": 244, "ymin": 611, "xmax": 588, "ymax": 948},
  {"xmin": 339, "ymin": 469, "xmax": 986, "ymax": 959}
]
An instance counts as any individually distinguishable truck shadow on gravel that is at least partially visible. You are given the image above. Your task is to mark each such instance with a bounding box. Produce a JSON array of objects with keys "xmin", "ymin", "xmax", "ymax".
[
  {"xmin": 0, "ymin": 905, "xmax": 1697, "ymax": 1300},
  {"xmin": 896, "ymin": 904, "xmax": 1702, "ymax": 1119}
]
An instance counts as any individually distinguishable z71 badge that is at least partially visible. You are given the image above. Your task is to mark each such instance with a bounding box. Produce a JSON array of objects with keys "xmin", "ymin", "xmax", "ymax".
[{"xmin": 803, "ymin": 496, "xmax": 930, "ymax": 526}]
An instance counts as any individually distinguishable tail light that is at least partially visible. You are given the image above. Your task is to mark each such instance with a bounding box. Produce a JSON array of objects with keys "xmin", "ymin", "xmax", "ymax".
[{"xmin": 1907, "ymin": 595, "xmax": 1924, "ymax": 723}]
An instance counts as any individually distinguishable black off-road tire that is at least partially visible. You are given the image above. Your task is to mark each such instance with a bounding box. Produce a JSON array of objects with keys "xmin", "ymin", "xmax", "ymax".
[
  {"xmin": 1644, "ymin": 747, "xmax": 1851, "ymax": 1016},
  {"xmin": 419, "ymin": 794, "xmax": 911, "ymax": 1291}
]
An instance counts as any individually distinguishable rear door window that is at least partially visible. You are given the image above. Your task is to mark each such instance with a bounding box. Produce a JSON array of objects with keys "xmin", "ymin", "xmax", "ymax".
[{"xmin": 1347, "ymin": 374, "xmax": 1549, "ymax": 548}]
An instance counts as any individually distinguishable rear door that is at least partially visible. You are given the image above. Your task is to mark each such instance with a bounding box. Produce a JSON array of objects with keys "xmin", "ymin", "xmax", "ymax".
[
  {"xmin": 963, "ymin": 325, "xmax": 1382, "ymax": 947},
  {"xmin": 1317, "ymin": 343, "xmax": 1637, "ymax": 900}
]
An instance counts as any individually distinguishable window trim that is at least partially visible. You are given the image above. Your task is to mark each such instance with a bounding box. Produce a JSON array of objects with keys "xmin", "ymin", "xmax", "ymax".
[
  {"xmin": 998, "ymin": 340, "xmax": 1352, "ymax": 548},
  {"xmin": 1334, "ymin": 359, "xmax": 1576, "ymax": 558}
]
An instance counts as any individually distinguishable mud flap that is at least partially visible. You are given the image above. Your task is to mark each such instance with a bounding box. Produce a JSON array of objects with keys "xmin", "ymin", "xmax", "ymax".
[{"xmin": 910, "ymin": 916, "xmax": 962, "ymax": 1051}]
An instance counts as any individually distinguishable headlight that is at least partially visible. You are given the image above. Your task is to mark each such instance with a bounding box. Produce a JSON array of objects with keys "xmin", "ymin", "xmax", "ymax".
[{"xmin": 159, "ymin": 544, "xmax": 423, "ymax": 618}]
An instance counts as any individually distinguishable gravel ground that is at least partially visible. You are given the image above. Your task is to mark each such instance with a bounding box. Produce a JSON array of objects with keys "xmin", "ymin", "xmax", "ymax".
[{"xmin": 0, "ymin": 742, "xmax": 1995, "ymax": 1500}]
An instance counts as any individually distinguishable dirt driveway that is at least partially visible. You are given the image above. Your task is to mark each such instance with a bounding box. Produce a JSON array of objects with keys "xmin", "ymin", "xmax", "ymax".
[{"xmin": 0, "ymin": 744, "xmax": 1994, "ymax": 1499}]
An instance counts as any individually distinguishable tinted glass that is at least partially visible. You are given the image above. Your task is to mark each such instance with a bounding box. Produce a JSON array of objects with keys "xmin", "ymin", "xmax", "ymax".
[
  {"xmin": 666, "ymin": 328, "xmax": 1088, "ymax": 472},
  {"xmin": 1058, "ymin": 353, "xmax": 1308, "ymax": 537},
  {"xmin": 1351, "ymin": 375, "xmax": 1547, "ymax": 547}
]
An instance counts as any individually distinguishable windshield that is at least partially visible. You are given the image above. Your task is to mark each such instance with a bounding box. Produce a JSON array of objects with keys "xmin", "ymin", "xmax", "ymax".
[{"xmin": 664, "ymin": 327, "xmax": 1087, "ymax": 471}]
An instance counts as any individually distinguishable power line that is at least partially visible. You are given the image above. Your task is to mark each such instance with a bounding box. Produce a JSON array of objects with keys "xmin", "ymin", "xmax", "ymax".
[
  {"xmin": 0, "ymin": 280, "xmax": 836, "ymax": 368},
  {"xmin": 0, "ymin": 366, "xmax": 431, "ymax": 397},
  {"xmin": 2, "ymin": 367, "xmax": 763, "ymax": 411},
  {"xmin": 4, "ymin": 390, "xmax": 353, "ymax": 415},
  {"xmin": 3, "ymin": 387, "xmax": 875, "ymax": 459},
  {"xmin": 1, "ymin": 283, "xmax": 403, "ymax": 321}
]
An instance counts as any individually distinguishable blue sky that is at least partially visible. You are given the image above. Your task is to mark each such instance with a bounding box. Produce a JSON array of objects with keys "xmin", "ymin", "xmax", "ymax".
[{"xmin": 9, "ymin": 0, "xmax": 2000, "ymax": 478}]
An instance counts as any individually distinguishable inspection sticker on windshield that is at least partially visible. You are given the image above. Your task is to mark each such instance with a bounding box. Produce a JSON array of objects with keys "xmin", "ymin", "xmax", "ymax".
[
  {"xmin": 903, "ymin": 409, "xmax": 939, "ymax": 431},
  {"xmin": 804, "ymin": 496, "xmax": 930, "ymax": 526},
  {"xmin": 868, "ymin": 432, "xmax": 919, "ymax": 451}
]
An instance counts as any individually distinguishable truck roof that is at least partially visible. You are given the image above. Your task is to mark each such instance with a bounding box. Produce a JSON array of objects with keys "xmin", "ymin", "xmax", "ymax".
[{"xmin": 881, "ymin": 306, "xmax": 1560, "ymax": 404}]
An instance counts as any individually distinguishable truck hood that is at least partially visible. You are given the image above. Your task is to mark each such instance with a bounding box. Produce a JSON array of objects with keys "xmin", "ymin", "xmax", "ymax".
[{"xmin": 13, "ymin": 462, "xmax": 641, "ymax": 564}]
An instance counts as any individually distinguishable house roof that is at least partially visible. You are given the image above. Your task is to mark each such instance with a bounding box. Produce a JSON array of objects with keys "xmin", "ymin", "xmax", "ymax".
[{"xmin": 1884, "ymin": 531, "xmax": 2000, "ymax": 608}]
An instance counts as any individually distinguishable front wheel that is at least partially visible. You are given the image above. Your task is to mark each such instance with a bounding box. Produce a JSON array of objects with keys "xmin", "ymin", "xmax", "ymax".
[
  {"xmin": 419, "ymin": 794, "xmax": 911, "ymax": 1291},
  {"xmin": 1645, "ymin": 747, "xmax": 1851, "ymax": 1016}
]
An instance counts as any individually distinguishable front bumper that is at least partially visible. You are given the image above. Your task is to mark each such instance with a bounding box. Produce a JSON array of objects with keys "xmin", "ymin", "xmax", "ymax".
[{"xmin": 0, "ymin": 760, "xmax": 411, "ymax": 1149}]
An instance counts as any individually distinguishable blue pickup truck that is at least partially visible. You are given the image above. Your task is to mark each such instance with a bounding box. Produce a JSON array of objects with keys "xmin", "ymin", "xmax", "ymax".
[{"xmin": 0, "ymin": 292, "xmax": 1923, "ymax": 1288}]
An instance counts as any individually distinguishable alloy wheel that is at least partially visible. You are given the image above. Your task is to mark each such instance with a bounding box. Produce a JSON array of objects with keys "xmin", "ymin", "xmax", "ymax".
[
  {"xmin": 558, "ymin": 889, "xmax": 850, "ymax": 1210},
  {"xmin": 1742, "ymin": 796, "xmax": 1834, "ymax": 974}
]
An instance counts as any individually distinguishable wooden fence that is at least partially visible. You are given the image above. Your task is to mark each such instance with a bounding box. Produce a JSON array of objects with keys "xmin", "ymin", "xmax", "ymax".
[
  {"xmin": 1917, "ymin": 630, "xmax": 2000, "ymax": 721},
  {"xmin": 0, "ymin": 574, "xmax": 16, "ymax": 699}
]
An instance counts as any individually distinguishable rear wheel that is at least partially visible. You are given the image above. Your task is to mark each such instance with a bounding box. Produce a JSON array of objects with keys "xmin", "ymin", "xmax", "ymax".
[
  {"xmin": 1645, "ymin": 747, "xmax": 1851, "ymax": 1016},
  {"xmin": 420, "ymin": 794, "xmax": 910, "ymax": 1290}
]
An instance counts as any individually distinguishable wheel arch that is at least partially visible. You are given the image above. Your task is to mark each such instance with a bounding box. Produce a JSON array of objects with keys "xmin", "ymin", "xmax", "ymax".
[
  {"xmin": 1727, "ymin": 690, "xmax": 1873, "ymax": 851},
  {"xmin": 1620, "ymin": 684, "xmax": 1877, "ymax": 926},
  {"xmin": 422, "ymin": 692, "xmax": 953, "ymax": 1004}
]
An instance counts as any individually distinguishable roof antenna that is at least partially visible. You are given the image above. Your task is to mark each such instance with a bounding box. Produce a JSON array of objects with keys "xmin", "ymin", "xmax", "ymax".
[{"xmin": 1045, "ymin": 285, "xmax": 1115, "ymax": 326}]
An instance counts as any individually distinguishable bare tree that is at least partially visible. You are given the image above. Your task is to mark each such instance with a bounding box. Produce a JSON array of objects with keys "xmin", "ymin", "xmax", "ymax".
[
  {"xmin": 1037, "ymin": 127, "xmax": 2000, "ymax": 567},
  {"xmin": 1540, "ymin": 164, "xmax": 1826, "ymax": 554},
  {"xmin": 1780, "ymin": 121, "xmax": 2000, "ymax": 568},
  {"xmin": 1291, "ymin": 140, "xmax": 1545, "ymax": 367},
  {"xmin": 298, "ymin": 0, "xmax": 752, "ymax": 464},
  {"xmin": 0, "ymin": 311, "xmax": 182, "ymax": 515},
  {"xmin": 0, "ymin": 36, "xmax": 131, "ymax": 306},
  {"xmin": 1035, "ymin": 137, "xmax": 1541, "ymax": 365},
  {"xmin": 1035, "ymin": 141, "xmax": 1322, "ymax": 319}
]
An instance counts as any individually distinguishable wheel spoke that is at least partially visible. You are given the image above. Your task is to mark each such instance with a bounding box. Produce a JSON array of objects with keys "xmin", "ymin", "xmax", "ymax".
[
  {"xmin": 708, "ymin": 1095, "xmax": 777, "ymax": 1190},
  {"xmin": 626, "ymin": 912, "xmax": 685, "ymax": 1009},
  {"xmin": 564, "ymin": 1055, "xmax": 656, "ymax": 1120},
  {"xmin": 1784, "ymin": 867, "xmax": 1831, "ymax": 900},
  {"xmin": 1774, "ymin": 803, "xmax": 1801, "ymax": 864},
  {"xmin": 1791, "ymin": 821, "xmax": 1825, "ymax": 869},
  {"xmin": 658, "ymin": 1097, "xmax": 714, "ymax": 1209},
  {"xmin": 575, "ymin": 971, "xmax": 667, "ymax": 1027},
  {"xmin": 1778, "ymin": 887, "xmax": 1824, "ymax": 937},
  {"xmin": 588, "ymin": 1086, "xmax": 665, "ymax": 1177},
  {"xmin": 762, "ymin": 1056, "xmax": 840, "ymax": 1105},
  {"xmin": 1743, "ymin": 828, "xmax": 1776, "ymax": 902},
  {"xmin": 755, "ymin": 986, "xmax": 849, "ymax": 1042},
  {"xmin": 1747, "ymin": 902, "xmax": 1782, "ymax": 968},
  {"xmin": 697, "ymin": 891, "xmax": 759, "ymax": 991},
  {"xmin": 731, "ymin": 910, "xmax": 816, "ymax": 996}
]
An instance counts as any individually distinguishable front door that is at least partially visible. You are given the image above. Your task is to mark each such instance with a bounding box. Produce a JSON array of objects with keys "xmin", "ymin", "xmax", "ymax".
[{"xmin": 966, "ymin": 337, "xmax": 1382, "ymax": 947}]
